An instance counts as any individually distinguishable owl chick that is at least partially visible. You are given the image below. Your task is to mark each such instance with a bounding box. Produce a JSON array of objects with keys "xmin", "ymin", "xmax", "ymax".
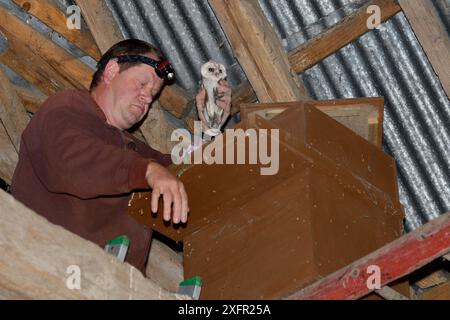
[{"xmin": 200, "ymin": 60, "xmax": 227, "ymax": 136}]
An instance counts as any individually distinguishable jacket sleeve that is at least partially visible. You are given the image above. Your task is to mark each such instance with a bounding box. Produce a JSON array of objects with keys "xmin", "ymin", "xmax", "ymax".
[
  {"xmin": 26, "ymin": 107, "xmax": 151, "ymax": 199},
  {"xmin": 129, "ymin": 133, "xmax": 173, "ymax": 167}
]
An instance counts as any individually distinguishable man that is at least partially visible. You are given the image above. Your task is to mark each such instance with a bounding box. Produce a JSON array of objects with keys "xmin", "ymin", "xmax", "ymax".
[{"xmin": 11, "ymin": 39, "xmax": 231, "ymax": 274}]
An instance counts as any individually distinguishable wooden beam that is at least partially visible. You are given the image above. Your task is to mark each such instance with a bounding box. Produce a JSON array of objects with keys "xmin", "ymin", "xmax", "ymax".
[
  {"xmin": 12, "ymin": 0, "xmax": 101, "ymax": 60},
  {"xmin": 418, "ymin": 281, "xmax": 450, "ymax": 300},
  {"xmin": 0, "ymin": 189, "xmax": 188, "ymax": 299},
  {"xmin": 140, "ymin": 102, "xmax": 177, "ymax": 154},
  {"xmin": 398, "ymin": 0, "xmax": 450, "ymax": 99},
  {"xmin": 146, "ymin": 239, "xmax": 183, "ymax": 293},
  {"xmin": 414, "ymin": 269, "xmax": 449, "ymax": 289},
  {"xmin": 226, "ymin": 0, "xmax": 401, "ymax": 115},
  {"xmin": 0, "ymin": 6, "xmax": 93, "ymax": 95},
  {"xmin": 13, "ymin": 85, "xmax": 47, "ymax": 114},
  {"xmin": 0, "ymin": 43, "xmax": 74, "ymax": 96},
  {"xmin": 230, "ymin": 81, "xmax": 258, "ymax": 115},
  {"xmin": 0, "ymin": 69, "xmax": 29, "ymax": 152},
  {"xmin": 74, "ymin": 0, "xmax": 192, "ymax": 118},
  {"xmin": 375, "ymin": 286, "xmax": 409, "ymax": 300},
  {"xmin": 159, "ymin": 84, "xmax": 192, "ymax": 119},
  {"xmin": 73, "ymin": 0, "xmax": 123, "ymax": 54},
  {"xmin": 288, "ymin": 0, "xmax": 401, "ymax": 73},
  {"xmin": 285, "ymin": 212, "xmax": 450, "ymax": 300},
  {"xmin": 209, "ymin": 0, "xmax": 308, "ymax": 103},
  {"xmin": 0, "ymin": 122, "xmax": 18, "ymax": 185}
]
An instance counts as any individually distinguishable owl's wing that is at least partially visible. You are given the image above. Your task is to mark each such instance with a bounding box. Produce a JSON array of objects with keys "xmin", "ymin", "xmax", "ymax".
[{"xmin": 213, "ymin": 87, "xmax": 224, "ymax": 116}]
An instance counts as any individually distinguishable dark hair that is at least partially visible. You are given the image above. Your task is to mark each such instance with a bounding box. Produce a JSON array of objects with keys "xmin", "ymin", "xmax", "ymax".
[{"xmin": 90, "ymin": 39, "xmax": 165, "ymax": 92}]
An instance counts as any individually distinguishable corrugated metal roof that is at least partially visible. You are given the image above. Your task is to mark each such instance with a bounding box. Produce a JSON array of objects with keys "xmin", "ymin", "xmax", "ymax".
[
  {"xmin": 1, "ymin": 0, "xmax": 449, "ymax": 231},
  {"xmin": 258, "ymin": 0, "xmax": 450, "ymax": 231}
]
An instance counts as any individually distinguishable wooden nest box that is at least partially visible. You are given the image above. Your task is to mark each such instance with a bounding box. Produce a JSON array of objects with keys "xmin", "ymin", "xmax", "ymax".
[{"xmin": 129, "ymin": 99, "xmax": 404, "ymax": 299}]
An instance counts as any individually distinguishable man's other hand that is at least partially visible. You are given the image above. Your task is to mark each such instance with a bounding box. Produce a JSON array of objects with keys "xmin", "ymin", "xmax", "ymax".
[{"xmin": 145, "ymin": 161, "xmax": 189, "ymax": 224}]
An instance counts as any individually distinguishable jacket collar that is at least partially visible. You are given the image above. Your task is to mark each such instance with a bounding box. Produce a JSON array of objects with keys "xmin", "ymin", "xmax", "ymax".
[{"xmin": 77, "ymin": 90, "xmax": 108, "ymax": 123}]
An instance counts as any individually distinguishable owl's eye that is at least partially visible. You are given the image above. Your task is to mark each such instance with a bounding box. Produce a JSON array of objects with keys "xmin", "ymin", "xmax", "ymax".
[{"xmin": 208, "ymin": 67, "xmax": 215, "ymax": 72}]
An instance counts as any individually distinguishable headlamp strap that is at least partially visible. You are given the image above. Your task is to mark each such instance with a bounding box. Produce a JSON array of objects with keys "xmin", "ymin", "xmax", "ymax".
[{"xmin": 97, "ymin": 55, "xmax": 174, "ymax": 82}]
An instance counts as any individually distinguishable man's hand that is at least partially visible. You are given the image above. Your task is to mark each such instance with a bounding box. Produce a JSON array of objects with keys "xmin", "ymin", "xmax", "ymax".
[
  {"xmin": 145, "ymin": 161, "xmax": 189, "ymax": 224},
  {"xmin": 196, "ymin": 79, "xmax": 232, "ymax": 130}
]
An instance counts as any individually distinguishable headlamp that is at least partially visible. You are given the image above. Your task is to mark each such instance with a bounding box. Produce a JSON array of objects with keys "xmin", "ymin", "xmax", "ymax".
[{"xmin": 114, "ymin": 55, "xmax": 175, "ymax": 82}]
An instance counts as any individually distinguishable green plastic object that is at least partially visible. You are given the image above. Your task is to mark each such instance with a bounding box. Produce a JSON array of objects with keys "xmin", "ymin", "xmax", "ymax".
[
  {"xmin": 179, "ymin": 276, "xmax": 203, "ymax": 287},
  {"xmin": 104, "ymin": 235, "xmax": 129, "ymax": 262},
  {"xmin": 106, "ymin": 235, "xmax": 130, "ymax": 246},
  {"xmin": 178, "ymin": 276, "xmax": 203, "ymax": 300}
]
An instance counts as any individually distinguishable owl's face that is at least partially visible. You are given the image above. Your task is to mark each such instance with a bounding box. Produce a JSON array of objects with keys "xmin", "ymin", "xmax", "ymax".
[{"xmin": 201, "ymin": 61, "xmax": 227, "ymax": 81}]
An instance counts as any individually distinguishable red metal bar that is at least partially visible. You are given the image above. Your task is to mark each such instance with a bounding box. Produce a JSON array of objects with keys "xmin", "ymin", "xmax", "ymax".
[{"xmin": 285, "ymin": 212, "xmax": 450, "ymax": 300}]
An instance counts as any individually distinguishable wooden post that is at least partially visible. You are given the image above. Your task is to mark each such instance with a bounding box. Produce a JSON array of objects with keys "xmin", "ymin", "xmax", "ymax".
[
  {"xmin": 73, "ymin": 0, "xmax": 123, "ymax": 54},
  {"xmin": 0, "ymin": 189, "xmax": 188, "ymax": 299},
  {"xmin": 209, "ymin": 0, "xmax": 308, "ymax": 103},
  {"xmin": 399, "ymin": 0, "xmax": 450, "ymax": 99},
  {"xmin": 0, "ymin": 123, "xmax": 18, "ymax": 185},
  {"xmin": 0, "ymin": 69, "xmax": 29, "ymax": 152},
  {"xmin": 285, "ymin": 212, "xmax": 450, "ymax": 300}
]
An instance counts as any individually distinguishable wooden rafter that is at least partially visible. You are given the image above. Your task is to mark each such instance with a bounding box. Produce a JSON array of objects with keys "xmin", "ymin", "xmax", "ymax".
[
  {"xmin": 289, "ymin": 0, "xmax": 401, "ymax": 73},
  {"xmin": 399, "ymin": 0, "xmax": 450, "ymax": 99},
  {"xmin": 0, "ymin": 6, "xmax": 93, "ymax": 95},
  {"xmin": 12, "ymin": 0, "xmax": 101, "ymax": 60},
  {"xmin": 0, "ymin": 41, "xmax": 73, "ymax": 97},
  {"xmin": 228, "ymin": 0, "xmax": 402, "ymax": 114},
  {"xmin": 209, "ymin": 0, "xmax": 308, "ymax": 103}
]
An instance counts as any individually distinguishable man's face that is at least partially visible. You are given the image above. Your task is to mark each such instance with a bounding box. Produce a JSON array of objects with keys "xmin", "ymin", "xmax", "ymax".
[{"xmin": 106, "ymin": 59, "xmax": 165, "ymax": 130}]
